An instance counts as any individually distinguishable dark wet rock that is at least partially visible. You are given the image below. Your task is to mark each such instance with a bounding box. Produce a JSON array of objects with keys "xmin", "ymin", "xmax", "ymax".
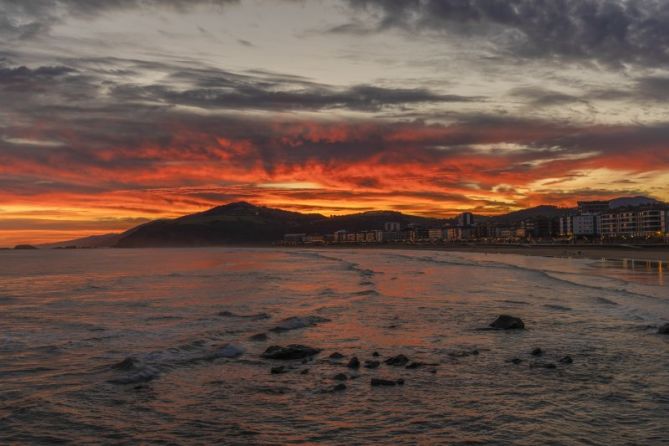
[
  {"xmin": 300, "ymin": 368, "xmax": 309, "ymax": 375},
  {"xmin": 261, "ymin": 344, "xmax": 321, "ymax": 360},
  {"xmin": 405, "ymin": 361, "xmax": 423, "ymax": 369},
  {"xmin": 332, "ymin": 383, "xmax": 347, "ymax": 392},
  {"xmin": 112, "ymin": 357, "xmax": 141, "ymax": 371},
  {"xmin": 559, "ymin": 355, "xmax": 573, "ymax": 364},
  {"xmin": 658, "ymin": 323, "xmax": 669, "ymax": 334},
  {"xmin": 510, "ymin": 358, "xmax": 523, "ymax": 365},
  {"xmin": 490, "ymin": 315, "xmax": 525, "ymax": 330},
  {"xmin": 372, "ymin": 351, "xmax": 380, "ymax": 357},
  {"xmin": 208, "ymin": 344, "xmax": 244, "ymax": 359},
  {"xmin": 371, "ymin": 378, "xmax": 404, "ymax": 387},
  {"xmin": 219, "ymin": 311, "xmax": 270, "ymax": 320},
  {"xmin": 329, "ymin": 352, "xmax": 345, "ymax": 359},
  {"xmin": 333, "ymin": 373, "xmax": 348, "ymax": 381},
  {"xmin": 531, "ymin": 348, "xmax": 543, "ymax": 356},
  {"xmin": 249, "ymin": 333, "xmax": 268, "ymax": 342},
  {"xmin": 429, "ymin": 369, "xmax": 437, "ymax": 374},
  {"xmin": 364, "ymin": 360, "xmax": 380, "ymax": 369},
  {"xmin": 271, "ymin": 366, "xmax": 287, "ymax": 374},
  {"xmin": 270, "ymin": 315, "xmax": 331, "ymax": 333},
  {"xmin": 384, "ymin": 354, "xmax": 409, "ymax": 366},
  {"xmin": 347, "ymin": 356, "xmax": 360, "ymax": 369}
]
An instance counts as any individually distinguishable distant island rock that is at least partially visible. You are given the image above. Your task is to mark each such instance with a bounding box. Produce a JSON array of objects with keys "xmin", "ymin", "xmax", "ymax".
[{"xmin": 14, "ymin": 244, "xmax": 38, "ymax": 250}]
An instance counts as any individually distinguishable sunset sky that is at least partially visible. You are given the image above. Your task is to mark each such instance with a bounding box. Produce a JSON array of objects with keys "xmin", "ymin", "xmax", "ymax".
[{"xmin": 2, "ymin": 0, "xmax": 669, "ymax": 245}]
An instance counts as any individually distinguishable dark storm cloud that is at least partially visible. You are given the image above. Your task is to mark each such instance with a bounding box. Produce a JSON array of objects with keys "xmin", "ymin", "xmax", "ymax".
[
  {"xmin": 112, "ymin": 82, "xmax": 479, "ymax": 112},
  {"xmin": 0, "ymin": 0, "xmax": 239, "ymax": 39},
  {"xmin": 344, "ymin": 0, "xmax": 669, "ymax": 67}
]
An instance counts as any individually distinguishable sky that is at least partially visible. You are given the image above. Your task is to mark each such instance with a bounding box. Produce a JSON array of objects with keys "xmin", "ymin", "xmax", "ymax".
[{"xmin": 2, "ymin": 0, "xmax": 669, "ymax": 245}]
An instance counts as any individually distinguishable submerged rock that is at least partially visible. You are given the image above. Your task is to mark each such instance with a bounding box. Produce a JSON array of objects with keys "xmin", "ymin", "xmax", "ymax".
[
  {"xmin": 329, "ymin": 352, "xmax": 345, "ymax": 359},
  {"xmin": 209, "ymin": 344, "xmax": 245, "ymax": 359},
  {"xmin": 384, "ymin": 354, "xmax": 409, "ymax": 366},
  {"xmin": 332, "ymin": 383, "xmax": 347, "ymax": 392},
  {"xmin": 300, "ymin": 368, "xmax": 309, "ymax": 375},
  {"xmin": 333, "ymin": 373, "xmax": 348, "ymax": 381},
  {"xmin": 249, "ymin": 333, "xmax": 268, "ymax": 342},
  {"xmin": 271, "ymin": 366, "xmax": 287, "ymax": 374},
  {"xmin": 364, "ymin": 360, "xmax": 380, "ymax": 369},
  {"xmin": 489, "ymin": 315, "xmax": 525, "ymax": 330},
  {"xmin": 559, "ymin": 355, "xmax": 573, "ymax": 364},
  {"xmin": 510, "ymin": 358, "xmax": 523, "ymax": 365},
  {"xmin": 261, "ymin": 344, "xmax": 321, "ymax": 360},
  {"xmin": 112, "ymin": 356, "xmax": 142, "ymax": 371},
  {"xmin": 219, "ymin": 311, "xmax": 271, "ymax": 320},
  {"xmin": 347, "ymin": 357, "xmax": 360, "ymax": 369},
  {"xmin": 372, "ymin": 351, "xmax": 380, "ymax": 357},
  {"xmin": 270, "ymin": 315, "xmax": 331, "ymax": 333},
  {"xmin": 658, "ymin": 323, "xmax": 669, "ymax": 334},
  {"xmin": 531, "ymin": 348, "xmax": 543, "ymax": 356},
  {"xmin": 405, "ymin": 361, "xmax": 423, "ymax": 369},
  {"xmin": 371, "ymin": 378, "xmax": 404, "ymax": 387}
]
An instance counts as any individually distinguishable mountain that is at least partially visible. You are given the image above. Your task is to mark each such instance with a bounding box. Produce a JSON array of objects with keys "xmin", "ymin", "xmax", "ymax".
[
  {"xmin": 39, "ymin": 232, "xmax": 124, "ymax": 249},
  {"xmin": 486, "ymin": 205, "xmax": 572, "ymax": 225},
  {"xmin": 115, "ymin": 202, "xmax": 449, "ymax": 247},
  {"xmin": 608, "ymin": 196, "xmax": 661, "ymax": 208},
  {"xmin": 115, "ymin": 202, "xmax": 325, "ymax": 247},
  {"xmin": 43, "ymin": 196, "xmax": 667, "ymax": 248}
]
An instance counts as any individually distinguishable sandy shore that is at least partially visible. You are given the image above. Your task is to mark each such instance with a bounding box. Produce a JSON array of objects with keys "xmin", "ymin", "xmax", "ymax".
[{"xmin": 299, "ymin": 243, "xmax": 669, "ymax": 262}]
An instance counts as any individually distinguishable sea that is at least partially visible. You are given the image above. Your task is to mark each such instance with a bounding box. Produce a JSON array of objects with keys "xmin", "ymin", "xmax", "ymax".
[{"xmin": 1, "ymin": 247, "xmax": 667, "ymax": 445}]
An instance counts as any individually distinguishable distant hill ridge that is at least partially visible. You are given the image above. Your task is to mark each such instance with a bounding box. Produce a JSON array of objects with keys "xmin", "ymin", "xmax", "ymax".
[{"xmin": 40, "ymin": 196, "xmax": 665, "ymax": 248}]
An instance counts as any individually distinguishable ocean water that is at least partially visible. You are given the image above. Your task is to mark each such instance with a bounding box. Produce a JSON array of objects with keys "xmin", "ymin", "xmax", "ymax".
[{"xmin": 0, "ymin": 248, "xmax": 667, "ymax": 445}]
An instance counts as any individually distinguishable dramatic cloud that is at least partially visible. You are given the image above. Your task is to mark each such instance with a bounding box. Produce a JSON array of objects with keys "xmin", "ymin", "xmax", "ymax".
[
  {"xmin": 344, "ymin": 0, "xmax": 669, "ymax": 67},
  {"xmin": 0, "ymin": 0, "xmax": 668, "ymax": 245}
]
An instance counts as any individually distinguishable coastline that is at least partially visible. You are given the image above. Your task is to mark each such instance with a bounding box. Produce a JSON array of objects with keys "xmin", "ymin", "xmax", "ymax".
[{"xmin": 291, "ymin": 243, "xmax": 669, "ymax": 263}]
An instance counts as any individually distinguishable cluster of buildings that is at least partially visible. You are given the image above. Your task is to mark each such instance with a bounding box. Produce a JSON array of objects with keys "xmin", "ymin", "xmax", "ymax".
[
  {"xmin": 283, "ymin": 200, "xmax": 669, "ymax": 246},
  {"xmin": 559, "ymin": 201, "xmax": 669, "ymax": 239}
]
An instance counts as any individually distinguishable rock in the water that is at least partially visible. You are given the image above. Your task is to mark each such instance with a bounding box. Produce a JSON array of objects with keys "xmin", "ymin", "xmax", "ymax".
[
  {"xmin": 347, "ymin": 357, "xmax": 360, "ymax": 369},
  {"xmin": 384, "ymin": 354, "xmax": 409, "ymax": 366},
  {"xmin": 332, "ymin": 383, "xmax": 347, "ymax": 392},
  {"xmin": 219, "ymin": 311, "xmax": 271, "ymax": 320},
  {"xmin": 249, "ymin": 333, "xmax": 268, "ymax": 342},
  {"xmin": 333, "ymin": 373, "xmax": 348, "ymax": 381},
  {"xmin": 261, "ymin": 344, "xmax": 321, "ymax": 360},
  {"xmin": 364, "ymin": 360, "xmax": 380, "ymax": 369},
  {"xmin": 372, "ymin": 351, "xmax": 380, "ymax": 357},
  {"xmin": 300, "ymin": 368, "xmax": 309, "ymax": 375},
  {"xmin": 489, "ymin": 315, "xmax": 525, "ymax": 330},
  {"xmin": 329, "ymin": 352, "xmax": 345, "ymax": 359},
  {"xmin": 112, "ymin": 357, "xmax": 141, "ymax": 371},
  {"xmin": 371, "ymin": 378, "xmax": 403, "ymax": 386},
  {"xmin": 269, "ymin": 315, "xmax": 331, "ymax": 332},
  {"xmin": 405, "ymin": 361, "xmax": 423, "ymax": 369},
  {"xmin": 210, "ymin": 344, "xmax": 245, "ymax": 359},
  {"xmin": 559, "ymin": 355, "xmax": 573, "ymax": 364},
  {"xmin": 658, "ymin": 323, "xmax": 669, "ymax": 334},
  {"xmin": 271, "ymin": 366, "xmax": 287, "ymax": 374},
  {"xmin": 531, "ymin": 348, "xmax": 543, "ymax": 356},
  {"xmin": 448, "ymin": 349, "xmax": 480, "ymax": 358},
  {"xmin": 510, "ymin": 358, "xmax": 523, "ymax": 365}
]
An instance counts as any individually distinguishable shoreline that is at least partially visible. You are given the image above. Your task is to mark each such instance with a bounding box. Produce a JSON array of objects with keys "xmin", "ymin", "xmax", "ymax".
[{"xmin": 288, "ymin": 243, "xmax": 669, "ymax": 263}]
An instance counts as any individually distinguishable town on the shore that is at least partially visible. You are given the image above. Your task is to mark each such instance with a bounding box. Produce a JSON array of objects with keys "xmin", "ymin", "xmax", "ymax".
[{"xmin": 282, "ymin": 200, "xmax": 669, "ymax": 245}]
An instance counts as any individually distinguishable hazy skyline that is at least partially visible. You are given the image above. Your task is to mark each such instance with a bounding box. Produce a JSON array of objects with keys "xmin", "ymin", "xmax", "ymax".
[{"xmin": 2, "ymin": 0, "xmax": 669, "ymax": 244}]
